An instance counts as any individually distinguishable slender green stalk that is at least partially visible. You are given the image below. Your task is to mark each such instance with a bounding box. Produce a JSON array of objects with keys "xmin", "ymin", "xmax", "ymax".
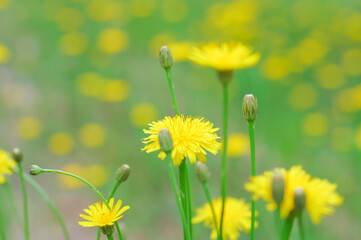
[
  {"xmin": 165, "ymin": 68, "xmax": 180, "ymax": 115},
  {"xmin": 202, "ymin": 182, "xmax": 220, "ymax": 240},
  {"xmin": 297, "ymin": 213, "xmax": 305, "ymax": 240},
  {"xmin": 185, "ymin": 162, "xmax": 193, "ymax": 237},
  {"xmin": 39, "ymin": 169, "xmax": 123, "ymax": 240},
  {"xmin": 167, "ymin": 156, "xmax": 191, "ymax": 240},
  {"xmin": 20, "ymin": 173, "xmax": 70, "ymax": 240},
  {"xmin": 97, "ymin": 181, "xmax": 122, "ymax": 240},
  {"xmin": 18, "ymin": 165, "xmax": 30, "ymax": 240},
  {"xmin": 248, "ymin": 120, "xmax": 256, "ymax": 240},
  {"xmin": 0, "ymin": 193, "xmax": 7, "ymax": 240},
  {"xmin": 283, "ymin": 214, "xmax": 295, "ymax": 240},
  {"xmin": 274, "ymin": 208, "xmax": 282, "ymax": 240},
  {"xmin": 220, "ymin": 83, "xmax": 229, "ymax": 239},
  {"xmin": 107, "ymin": 234, "xmax": 114, "ymax": 240},
  {"xmin": 179, "ymin": 161, "xmax": 189, "ymax": 238},
  {"xmin": 2, "ymin": 181, "xmax": 21, "ymax": 223}
]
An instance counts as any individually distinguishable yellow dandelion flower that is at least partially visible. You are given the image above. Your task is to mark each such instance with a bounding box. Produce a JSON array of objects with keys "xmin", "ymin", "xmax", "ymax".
[
  {"xmin": 0, "ymin": 149, "xmax": 16, "ymax": 184},
  {"xmin": 79, "ymin": 198, "xmax": 130, "ymax": 228},
  {"xmin": 142, "ymin": 115, "xmax": 221, "ymax": 166},
  {"xmin": 188, "ymin": 42, "xmax": 260, "ymax": 71},
  {"xmin": 244, "ymin": 165, "xmax": 343, "ymax": 224},
  {"xmin": 193, "ymin": 197, "xmax": 255, "ymax": 240}
]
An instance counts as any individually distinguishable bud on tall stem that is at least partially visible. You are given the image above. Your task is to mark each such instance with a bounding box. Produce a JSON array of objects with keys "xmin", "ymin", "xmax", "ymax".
[
  {"xmin": 159, "ymin": 46, "xmax": 173, "ymax": 69},
  {"xmin": 242, "ymin": 94, "xmax": 258, "ymax": 122}
]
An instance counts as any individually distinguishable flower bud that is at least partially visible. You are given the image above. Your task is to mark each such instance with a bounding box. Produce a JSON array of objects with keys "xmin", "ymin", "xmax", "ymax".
[
  {"xmin": 158, "ymin": 128, "xmax": 173, "ymax": 153},
  {"xmin": 12, "ymin": 148, "xmax": 23, "ymax": 163},
  {"xmin": 116, "ymin": 164, "xmax": 131, "ymax": 183},
  {"xmin": 272, "ymin": 172, "xmax": 285, "ymax": 206},
  {"xmin": 101, "ymin": 224, "xmax": 114, "ymax": 236},
  {"xmin": 294, "ymin": 187, "xmax": 306, "ymax": 212},
  {"xmin": 195, "ymin": 162, "xmax": 210, "ymax": 183},
  {"xmin": 242, "ymin": 94, "xmax": 258, "ymax": 121},
  {"xmin": 29, "ymin": 165, "xmax": 43, "ymax": 176},
  {"xmin": 159, "ymin": 46, "xmax": 173, "ymax": 69}
]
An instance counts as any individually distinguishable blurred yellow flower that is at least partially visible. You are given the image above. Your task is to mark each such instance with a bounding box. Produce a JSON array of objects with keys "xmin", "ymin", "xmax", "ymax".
[
  {"xmin": 227, "ymin": 133, "xmax": 249, "ymax": 157},
  {"xmin": 97, "ymin": 28, "xmax": 128, "ymax": 54},
  {"xmin": 161, "ymin": 0, "xmax": 187, "ymax": 23},
  {"xmin": 0, "ymin": 0, "xmax": 10, "ymax": 10},
  {"xmin": 331, "ymin": 127, "xmax": 353, "ymax": 152},
  {"xmin": 17, "ymin": 116, "xmax": 42, "ymax": 140},
  {"xmin": 168, "ymin": 42, "xmax": 194, "ymax": 62},
  {"xmin": 261, "ymin": 55, "xmax": 291, "ymax": 80},
  {"xmin": 99, "ymin": 79, "xmax": 130, "ymax": 102},
  {"xmin": 48, "ymin": 132, "xmax": 74, "ymax": 155},
  {"xmin": 335, "ymin": 86, "xmax": 361, "ymax": 113},
  {"xmin": 289, "ymin": 83, "xmax": 317, "ymax": 110},
  {"xmin": 296, "ymin": 38, "xmax": 328, "ymax": 65},
  {"xmin": 193, "ymin": 197, "xmax": 255, "ymax": 240},
  {"xmin": 130, "ymin": 103, "xmax": 158, "ymax": 127},
  {"xmin": 355, "ymin": 126, "xmax": 361, "ymax": 151},
  {"xmin": 87, "ymin": 0, "xmax": 128, "ymax": 23},
  {"xmin": 316, "ymin": 64, "xmax": 345, "ymax": 90},
  {"xmin": 345, "ymin": 13, "xmax": 361, "ymax": 42},
  {"xmin": 58, "ymin": 163, "xmax": 108, "ymax": 189},
  {"xmin": 142, "ymin": 115, "xmax": 221, "ymax": 166},
  {"xmin": 79, "ymin": 198, "xmax": 130, "ymax": 228},
  {"xmin": 341, "ymin": 48, "xmax": 361, "ymax": 76},
  {"xmin": 189, "ymin": 42, "xmax": 260, "ymax": 71},
  {"xmin": 302, "ymin": 113, "xmax": 329, "ymax": 137},
  {"xmin": 0, "ymin": 43, "xmax": 10, "ymax": 63},
  {"xmin": 130, "ymin": 0, "xmax": 155, "ymax": 18},
  {"xmin": 59, "ymin": 32, "xmax": 88, "ymax": 56},
  {"xmin": 56, "ymin": 8, "xmax": 83, "ymax": 32},
  {"xmin": 0, "ymin": 149, "xmax": 16, "ymax": 184},
  {"xmin": 78, "ymin": 123, "xmax": 106, "ymax": 148},
  {"xmin": 76, "ymin": 72, "xmax": 105, "ymax": 97},
  {"xmin": 245, "ymin": 165, "xmax": 343, "ymax": 224}
]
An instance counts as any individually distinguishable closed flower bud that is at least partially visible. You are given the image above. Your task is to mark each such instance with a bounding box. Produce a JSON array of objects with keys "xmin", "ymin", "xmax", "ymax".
[
  {"xmin": 158, "ymin": 128, "xmax": 173, "ymax": 153},
  {"xmin": 101, "ymin": 224, "xmax": 114, "ymax": 236},
  {"xmin": 294, "ymin": 187, "xmax": 306, "ymax": 212},
  {"xmin": 29, "ymin": 165, "xmax": 43, "ymax": 176},
  {"xmin": 159, "ymin": 46, "xmax": 173, "ymax": 69},
  {"xmin": 116, "ymin": 164, "xmax": 131, "ymax": 183},
  {"xmin": 272, "ymin": 172, "xmax": 285, "ymax": 206},
  {"xmin": 195, "ymin": 162, "xmax": 210, "ymax": 183},
  {"xmin": 242, "ymin": 94, "xmax": 258, "ymax": 121},
  {"xmin": 12, "ymin": 148, "xmax": 23, "ymax": 163}
]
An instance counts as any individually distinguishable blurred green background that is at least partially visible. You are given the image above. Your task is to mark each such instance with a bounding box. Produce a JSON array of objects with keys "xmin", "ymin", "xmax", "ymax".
[{"xmin": 0, "ymin": 0, "xmax": 360, "ymax": 239}]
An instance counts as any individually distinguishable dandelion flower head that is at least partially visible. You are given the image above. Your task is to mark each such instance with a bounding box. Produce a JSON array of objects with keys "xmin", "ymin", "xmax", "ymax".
[
  {"xmin": 192, "ymin": 197, "xmax": 256, "ymax": 240},
  {"xmin": 142, "ymin": 115, "xmax": 221, "ymax": 166},
  {"xmin": 0, "ymin": 149, "xmax": 16, "ymax": 184},
  {"xmin": 188, "ymin": 42, "xmax": 261, "ymax": 71},
  {"xmin": 79, "ymin": 198, "xmax": 130, "ymax": 227},
  {"xmin": 244, "ymin": 165, "xmax": 343, "ymax": 224}
]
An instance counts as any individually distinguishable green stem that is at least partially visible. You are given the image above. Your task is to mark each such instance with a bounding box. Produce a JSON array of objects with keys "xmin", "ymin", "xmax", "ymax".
[
  {"xmin": 274, "ymin": 208, "xmax": 282, "ymax": 240},
  {"xmin": 97, "ymin": 181, "xmax": 122, "ymax": 240},
  {"xmin": 297, "ymin": 213, "xmax": 305, "ymax": 240},
  {"xmin": 18, "ymin": 165, "xmax": 30, "ymax": 240},
  {"xmin": 2, "ymin": 181, "xmax": 21, "ymax": 223},
  {"xmin": 202, "ymin": 182, "xmax": 220, "ymax": 240},
  {"xmin": 248, "ymin": 120, "xmax": 256, "ymax": 240},
  {"xmin": 0, "ymin": 193, "xmax": 6, "ymax": 240},
  {"xmin": 167, "ymin": 156, "xmax": 191, "ymax": 240},
  {"xmin": 185, "ymin": 162, "xmax": 193, "ymax": 238},
  {"xmin": 39, "ymin": 169, "xmax": 122, "ymax": 240},
  {"xmin": 107, "ymin": 234, "xmax": 114, "ymax": 240},
  {"xmin": 179, "ymin": 161, "xmax": 189, "ymax": 239},
  {"xmin": 165, "ymin": 68, "xmax": 180, "ymax": 115},
  {"xmin": 220, "ymin": 83, "xmax": 229, "ymax": 240},
  {"xmin": 283, "ymin": 214, "xmax": 295, "ymax": 240}
]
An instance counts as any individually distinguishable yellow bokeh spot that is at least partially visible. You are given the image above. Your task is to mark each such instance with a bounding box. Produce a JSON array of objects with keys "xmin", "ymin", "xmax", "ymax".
[
  {"xmin": 58, "ymin": 163, "xmax": 108, "ymax": 189},
  {"xmin": 78, "ymin": 123, "xmax": 106, "ymax": 148},
  {"xmin": 130, "ymin": 0, "xmax": 155, "ymax": 18},
  {"xmin": 148, "ymin": 33, "xmax": 176, "ymax": 57},
  {"xmin": 17, "ymin": 117, "xmax": 42, "ymax": 140},
  {"xmin": 76, "ymin": 72, "xmax": 104, "ymax": 97},
  {"xmin": 289, "ymin": 83, "xmax": 317, "ymax": 110},
  {"xmin": 48, "ymin": 133, "xmax": 74, "ymax": 155},
  {"xmin": 168, "ymin": 42, "xmax": 194, "ymax": 62},
  {"xmin": 59, "ymin": 33, "xmax": 88, "ymax": 56},
  {"xmin": 99, "ymin": 79, "xmax": 130, "ymax": 102},
  {"xmin": 97, "ymin": 28, "xmax": 128, "ymax": 54},
  {"xmin": 296, "ymin": 38, "xmax": 328, "ymax": 65},
  {"xmin": 0, "ymin": 43, "xmax": 10, "ymax": 63},
  {"xmin": 316, "ymin": 64, "xmax": 345, "ymax": 90},
  {"xmin": 56, "ymin": 8, "xmax": 83, "ymax": 32},
  {"xmin": 130, "ymin": 103, "xmax": 158, "ymax": 127},
  {"xmin": 335, "ymin": 86, "xmax": 361, "ymax": 113},
  {"xmin": 161, "ymin": 0, "xmax": 187, "ymax": 23},
  {"xmin": 87, "ymin": 0, "xmax": 128, "ymax": 23},
  {"xmin": 356, "ymin": 126, "xmax": 361, "ymax": 151},
  {"xmin": 227, "ymin": 133, "xmax": 250, "ymax": 157},
  {"xmin": 0, "ymin": 0, "xmax": 10, "ymax": 10},
  {"xmin": 341, "ymin": 48, "xmax": 361, "ymax": 76},
  {"xmin": 302, "ymin": 113, "xmax": 329, "ymax": 137},
  {"xmin": 345, "ymin": 13, "xmax": 361, "ymax": 42},
  {"xmin": 331, "ymin": 127, "xmax": 353, "ymax": 152},
  {"xmin": 261, "ymin": 56, "xmax": 291, "ymax": 80}
]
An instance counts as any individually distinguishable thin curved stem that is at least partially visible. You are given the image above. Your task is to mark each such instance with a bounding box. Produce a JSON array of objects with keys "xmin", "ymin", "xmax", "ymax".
[
  {"xmin": 248, "ymin": 120, "xmax": 256, "ymax": 240},
  {"xmin": 39, "ymin": 169, "xmax": 122, "ymax": 240},
  {"xmin": 165, "ymin": 68, "xmax": 180, "ymax": 115},
  {"xmin": 2, "ymin": 181, "xmax": 21, "ymax": 223},
  {"xmin": 18, "ymin": 165, "xmax": 30, "ymax": 240},
  {"xmin": 202, "ymin": 182, "xmax": 220, "ymax": 240},
  {"xmin": 179, "ymin": 161, "xmax": 189, "ymax": 238},
  {"xmin": 185, "ymin": 162, "xmax": 192, "ymax": 237}
]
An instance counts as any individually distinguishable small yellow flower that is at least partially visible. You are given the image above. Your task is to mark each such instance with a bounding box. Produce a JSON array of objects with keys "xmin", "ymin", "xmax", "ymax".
[
  {"xmin": 79, "ymin": 198, "xmax": 130, "ymax": 228},
  {"xmin": 193, "ymin": 197, "xmax": 255, "ymax": 240},
  {"xmin": 0, "ymin": 149, "xmax": 16, "ymax": 184},
  {"xmin": 142, "ymin": 115, "xmax": 221, "ymax": 166},
  {"xmin": 188, "ymin": 42, "xmax": 260, "ymax": 71},
  {"xmin": 244, "ymin": 165, "xmax": 343, "ymax": 224}
]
